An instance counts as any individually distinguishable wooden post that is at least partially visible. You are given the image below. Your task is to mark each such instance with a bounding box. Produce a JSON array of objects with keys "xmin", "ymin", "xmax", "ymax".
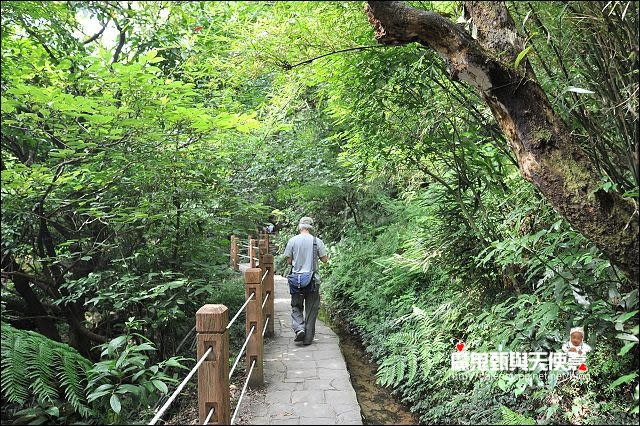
[
  {"xmin": 233, "ymin": 236, "xmax": 239, "ymax": 271},
  {"xmin": 230, "ymin": 235, "xmax": 238, "ymax": 271},
  {"xmin": 262, "ymin": 254, "xmax": 275, "ymax": 337},
  {"xmin": 258, "ymin": 239, "xmax": 267, "ymax": 267},
  {"xmin": 244, "ymin": 268, "xmax": 264, "ymax": 387},
  {"xmin": 196, "ymin": 305, "xmax": 230, "ymax": 425},
  {"xmin": 258, "ymin": 239, "xmax": 267, "ymax": 311},
  {"xmin": 249, "ymin": 238, "xmax": 256, "ymax": 268}
]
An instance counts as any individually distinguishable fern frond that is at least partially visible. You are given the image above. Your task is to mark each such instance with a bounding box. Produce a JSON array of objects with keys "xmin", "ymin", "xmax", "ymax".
[
  {"xmin": 376, "ymin": 356, "xmax": 401, "ymax": 387},
  {"xmin": 57, "ymin": 351, "xmax": 92, "ymax": 418},
  {"xmin": 1, "ymin": 325, "xmax": 30, "ymax": 404},
  {"xmin": 499, "ymin": 405, "xmax": 536, "ymax": 425},
  {"xmin": 394, "ymin": 357, "xmax": 406, "ymax": 386},
  {"xmin": 1, "ymin": 322, "xmax": 93, "ymax": 419},
  {"xmin": 28, "ymin": 339, "xmax": 59, "ymax": 403},
  {"xmin": 375, "ymin": 353, "xmax": 411, "ymax": 387},
  {"xmin": 406, "ymin": 351, "xmax": 418, "ymax": 383}
]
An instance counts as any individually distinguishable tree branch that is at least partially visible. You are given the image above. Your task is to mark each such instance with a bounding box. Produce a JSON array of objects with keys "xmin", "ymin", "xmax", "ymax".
[
  {"xmin": 83, "ymin": 22, "xmax": 108, "ymax": 44},
  {"xmin": 364, "ymin": 1, "xmax": 639, "ymax": 281},
  {"xmin": 16, "ymin": 16, "xmax": 59, "ymax": 64},
  {"xmin": 281, "ymin": 45, "xmax": 387, "ymax": 70},
  {"xmin": 365, "ymin": 1, "xmax": 473, "ymax": 54},
  {"xmin": 112, "ymin": 20, "xmax": 127, "ymax": 64}
]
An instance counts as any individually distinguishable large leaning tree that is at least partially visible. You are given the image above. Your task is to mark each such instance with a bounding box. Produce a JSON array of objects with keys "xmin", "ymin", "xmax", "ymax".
[{"xmin": 364, "ymin": 1, "xmax": 638, "ymax": 282}]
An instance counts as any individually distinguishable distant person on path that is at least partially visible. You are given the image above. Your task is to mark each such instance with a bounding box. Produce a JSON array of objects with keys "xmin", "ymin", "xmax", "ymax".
[{"xmin": 284, "ymin": 217, "xmax": 328, "ymax": 345}]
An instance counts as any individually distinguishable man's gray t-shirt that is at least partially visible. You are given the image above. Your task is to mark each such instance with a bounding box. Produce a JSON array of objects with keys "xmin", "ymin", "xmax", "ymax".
[{"xmin": 284, "ymin": 234, "xmax": 327, "ymax": 274}]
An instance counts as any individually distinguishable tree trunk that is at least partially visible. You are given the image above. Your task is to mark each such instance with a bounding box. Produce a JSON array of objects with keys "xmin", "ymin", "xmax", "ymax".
[
  {"xmin": 364, "ymin": 1, "xmax": 639, "ymax": 282},
  {"xmin": 37, "ymin": 216, "xmax": 107, "ymax": 356},
  {"xmin": 1, "ymin": 253, "xmax": 62, "ymax": 341}
]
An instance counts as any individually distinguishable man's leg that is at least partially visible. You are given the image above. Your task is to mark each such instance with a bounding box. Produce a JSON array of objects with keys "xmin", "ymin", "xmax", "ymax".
[
  {"xmin": 291, "ymin": 292, "xmax": 305, "ymax": 334},
  {"xmin": 303, "ymin": 286, "xmax": 320, "ymax": 345}
]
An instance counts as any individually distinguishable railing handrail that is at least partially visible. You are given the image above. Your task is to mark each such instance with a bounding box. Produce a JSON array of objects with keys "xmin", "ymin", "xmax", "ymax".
[
  {"xmin": 229, "ymin": 325, "xmax": 255, "ymax": 380},
  {"xmin": 230, "ymin": 359, "xmax": 257, "ymax": 425},
  {"xmin": 227, "ymin": 292, "xmax": 255, "ymax": 330},
  {"xmin": 148, "ymin": 345, "xmax": 213, "ymax": 425}
]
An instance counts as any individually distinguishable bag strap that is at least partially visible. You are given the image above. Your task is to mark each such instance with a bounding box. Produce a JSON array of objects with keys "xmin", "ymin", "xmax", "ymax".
[{"xmin": 313, "ymin": 237, "xmax": 318, "ymax": 273}]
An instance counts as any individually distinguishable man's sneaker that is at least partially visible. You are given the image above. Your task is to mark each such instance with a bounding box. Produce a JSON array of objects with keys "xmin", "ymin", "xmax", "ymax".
[{"xmin": 294, "ymin": 330, "xmax": 305, "ymax": 342}]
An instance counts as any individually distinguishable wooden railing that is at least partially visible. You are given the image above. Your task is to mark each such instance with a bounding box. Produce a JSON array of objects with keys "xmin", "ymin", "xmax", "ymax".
[
  {"xmin": 230, "ymin": 232, "xmax": 275, "ymax": 271},
  {"xmin": 149, "ymin": 234, "xmax": 275, "ymax": 425},
  {"xmin": 197, "ymin": 234, "xmax": 275, "ymax": 424}
]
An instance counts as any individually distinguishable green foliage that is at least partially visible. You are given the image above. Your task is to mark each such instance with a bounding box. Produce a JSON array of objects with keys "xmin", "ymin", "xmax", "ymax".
[
  {"xmin": 0, "ymin": 320, "xmax": 190, "ymax": 424},
  {"xmin": 322, "ymin": 188, "xmax": 638, "ymax": 424},
  {"xmin": 510, "ymin": 1, "xmax": 638, "ymax": 192},
  {"xmin": 2, "ymin": 6, "xmax": 265, "ymax": 422},
  {"xmin": 1, "ymin": 323, "xmax": 93, "ymax": 421},
  {"xmin": 85, "ymin": 318, "xmax": 188, "ymax": 424},
  {"xmin": 500, "ymin": 406, "xmax": 536, "ymax": 425},
  {"xmin": 1, "ymin": 0, "xmax": 638, "ymax": 424}
]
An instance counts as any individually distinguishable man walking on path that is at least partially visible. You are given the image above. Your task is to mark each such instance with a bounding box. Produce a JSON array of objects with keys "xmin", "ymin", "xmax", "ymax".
[{"xmin": 284, "ymin": 217, "xmax": 328, "ymax": 345}]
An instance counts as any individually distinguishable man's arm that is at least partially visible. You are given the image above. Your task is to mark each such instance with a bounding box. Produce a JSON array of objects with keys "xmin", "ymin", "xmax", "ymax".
[
  {"xmin": 318, "ymin": 239, "xmax": 329, "ymax": 263},
  {"xmin": 284, "ymin": 239, "xmax": 293, "ymax": 266}
]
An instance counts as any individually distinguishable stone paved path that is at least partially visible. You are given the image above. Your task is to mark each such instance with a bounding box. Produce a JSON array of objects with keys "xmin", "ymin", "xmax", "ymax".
[{"xmin": 238, "ymin": 264, "xmax": 362, "ymax": 425}]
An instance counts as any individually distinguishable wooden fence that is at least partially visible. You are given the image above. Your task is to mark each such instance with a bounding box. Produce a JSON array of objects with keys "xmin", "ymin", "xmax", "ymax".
[{"xmin": 197, "ymin": 233, "xmax": 275, "ymax": 424}]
